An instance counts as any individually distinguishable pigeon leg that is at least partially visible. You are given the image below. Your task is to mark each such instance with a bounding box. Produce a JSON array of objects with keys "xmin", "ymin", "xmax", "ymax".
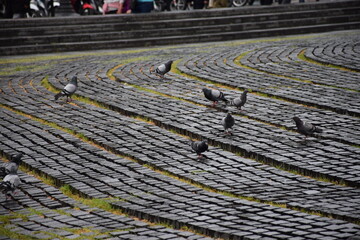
[{"xmin": 225, "ymin": 130, "xmax": 232, "ymax": 136}]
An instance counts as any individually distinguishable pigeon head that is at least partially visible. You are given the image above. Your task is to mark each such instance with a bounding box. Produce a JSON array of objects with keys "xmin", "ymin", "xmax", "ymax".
[
  {"xmin": 293, "ymin": 117, "xmax": 301, "ymax": 122},
  {"xmin": 293, "ymin": 117, "xmax": 303, "ymax": 125},
  {"xmin": 202, "ymin": 88, "xmax": 210, "ymax": 94},
  {"xmin": 70, "ymin": 76, "xmax": 78, "ymax": 86},
  {"xmin": 11, "ymin": 153, "xmax": 23, "ymax": 164}
]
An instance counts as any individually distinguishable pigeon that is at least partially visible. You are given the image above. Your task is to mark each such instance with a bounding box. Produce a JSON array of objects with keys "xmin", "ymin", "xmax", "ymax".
[
  {"xmin": 54, "ymin": 76, "xmax": 78, "ymax": 102},
  {"xmin": 0, "ymin": 153, "xmax": 22, "ymax": 179},
  {"xmin": 190, "ymin": 140, "xmax": 208, "ymax": 159},
  {"xmin": 221, "ymin": 112, "xmax": 235, "ymax": 135},
  {"xmin": 0, "ymin": 173, "xmax": 21, "ymax": 199},
  {"xmin": 230, "ymin": 90, "xmax": 248, "ymax": 110},
  {"xmin": 202, "ymin": 88, "xmax": 228, "ymax": 107},
  {"xmin": 150, "ymin": 60, "xmax": 173, "ymax": 78},
  {"xmin": 293, "ymin": 116, "xmax": 323, "ymax": 140}
]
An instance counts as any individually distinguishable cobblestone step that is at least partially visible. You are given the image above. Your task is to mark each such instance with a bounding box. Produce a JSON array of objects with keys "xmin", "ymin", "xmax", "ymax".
[
  {"xmin": 2, "ymin": 7, "xmax": 359, "ymax": 39},
  {"xmin": 1, "ymin": 171, "xmax": 206, "ymax": 239},
  {"xmin": 178, "ymin": 39, "xmax": 360, "ymax": 116},
  {"xmin": 1, "ymin": 49, "xmax": 360, "ymax": 223},
  {"xmin": 1, "ymin": 109, "xmax": 360, "ymax": 239},
  {"xmin": 0, "ymin": 0, "xmax": 359, "ymax": 55},
  {"xmin": 2, "ymin": 0, "xmax": 359, "ymax": 28},
  {"xmin": 1, "ymin": 31, "xmax": 359, "ymax": 239},
  {"xmin": 2, "ymin": 13, "xmax": 360, "ymax": 48}
]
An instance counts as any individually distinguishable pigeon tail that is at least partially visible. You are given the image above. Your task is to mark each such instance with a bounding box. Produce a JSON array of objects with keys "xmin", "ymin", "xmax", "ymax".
[
  {"xmin": 0, "ymin": 168, "xmax": 6, "ymax": 179},
  {"xmin": 221, "ymin": 95, "xmax": 229, "ymax": 103},
  {"xmin": 54, "ymin": 92, "xmax": 64, "ymax": 100},
  {"xmin": 0, "ymin": 181, "xmax": 12, "ymax": 194},
  {"xmin": 314, "ymin": 127, "xmax": 323, "ymax": 133}
]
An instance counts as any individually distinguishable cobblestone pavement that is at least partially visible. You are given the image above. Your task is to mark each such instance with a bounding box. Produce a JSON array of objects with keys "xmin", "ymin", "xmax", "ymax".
[{"xmin": 0, "ymin": 30, "xmax": 360, "ymax": 239}]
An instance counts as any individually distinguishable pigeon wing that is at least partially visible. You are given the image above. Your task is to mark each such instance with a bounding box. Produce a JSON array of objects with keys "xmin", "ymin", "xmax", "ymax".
[
  {"xmin": 191, "ymin": 141, "xmax": 199, "ymax": 153},
  {"xmin": 223, "ymin": 114, "xmax": 235, "ymax": 130},
  {"xmin": 3, "ymin": 174, "xmax": 20, "ymax": 191},
  {"xmin": 302, "ymin": 121, "xmax": 316, "ymax": 134},
  {"xmin": 232, "ymin": 96, "xmax": 242, "ymax": 107},
  {"xmin": 198, "ymin": 141, "xmax": 208, "ymax": 153},
  {"xmin": 64, "ymin": 83, "xmax": 77, "ymax": 95},
  {"xmin": 156, "ymin": 64, "xmax": 166, "ymax": 74},
  {"xmin": 211, "ymin": 90, "xmax": 221, "ymax": 100},
  {"xmin": 191, "ymin": 141, "xmax": 208, "ymax": 154},
  {"xmin": 0, "ymin": 162, "xmax": 18, "ymax": 178}
]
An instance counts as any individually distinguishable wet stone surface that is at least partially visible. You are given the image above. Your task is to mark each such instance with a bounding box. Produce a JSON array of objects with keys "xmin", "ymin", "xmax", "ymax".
[{"xmin": 0, "ymin": 30, "xmax": 360, "ymax": 239}]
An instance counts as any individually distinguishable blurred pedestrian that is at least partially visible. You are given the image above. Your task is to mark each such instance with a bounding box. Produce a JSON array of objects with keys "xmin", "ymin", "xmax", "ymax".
[
  {"xmin": 193, "ymin": 0, "xmax": 207, "ymax": 9},
  {"xmin": 103, "ymin": 0, "xmax": 132, "ymax": 14},
  {"xmin": 133, "ymin": 0, "xmax": 153, "ymax": 13},
  {"xmin": 162, "ymin": 0, "xmax": 172, "ymax": 11},
  {"xmin": 81, "ymin": 0, "xmax": 96, "ymax": 15},
  {"xmin": 2, "ymin": 0, "xmax": 30, "ymax": 18}
]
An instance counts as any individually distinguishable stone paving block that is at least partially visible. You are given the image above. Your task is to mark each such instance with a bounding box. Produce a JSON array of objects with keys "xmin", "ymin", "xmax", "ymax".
[{"xmin": 1, "ymin": 30, "xmax": 360, "ymax": 240}]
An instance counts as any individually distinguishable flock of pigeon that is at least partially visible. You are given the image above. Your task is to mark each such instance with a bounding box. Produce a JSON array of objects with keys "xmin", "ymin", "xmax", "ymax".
[
  {"xmin": 0, "ymin": 154, "xmax": 22, "ymax": 200},
  {"xmin": 0, "ymin": 60, "xmax": 323, "ymax": 199}
]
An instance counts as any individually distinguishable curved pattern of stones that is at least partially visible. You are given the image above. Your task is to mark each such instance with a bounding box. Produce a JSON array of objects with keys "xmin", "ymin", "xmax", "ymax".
[{"xmin": 0, "ymin": 31, "xmax": 360, "ymax": 240}]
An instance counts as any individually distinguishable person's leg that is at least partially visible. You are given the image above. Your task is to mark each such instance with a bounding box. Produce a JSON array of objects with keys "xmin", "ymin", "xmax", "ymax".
[
  {"xmin": 193, "ymin": 0, "xmax": 203, "ymax": 9},
  {"xmin": 141, "ymin": 2, "xmax": 153, "ymax": 12}
]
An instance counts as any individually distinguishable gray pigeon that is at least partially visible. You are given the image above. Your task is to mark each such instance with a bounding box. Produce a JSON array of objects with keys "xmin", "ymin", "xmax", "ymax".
[
  {"xmin": 54, "ymin": 76, "xmax": 78, "ymax": 102},
  {"xmin": 293, "ymin": 116, "xmax": 323, "ymax": 139},
  {"xmin": 221, "ymin": 112, "xmax": 235, "ymax": 135},
  {"xmin": 190, "ymin": 140, "xmax": 208, "ymax": 159},
  {"xmin": 150, "ymin": 60, "xmax": 173, "ymax": 77},
  {"xmin": 202, "ymin": 88, "xmax": 228, "ymax": 107},
  {"xmin": 0, "ymin": 153, "xmax": 22, "ymax": 178},
  {"xmin": 230, "ymin": 90, "xmax": 248, "ymax": 110},
  {"xmin": 0, "ymin": 173, "xmax": 21, "ymax": 199}
]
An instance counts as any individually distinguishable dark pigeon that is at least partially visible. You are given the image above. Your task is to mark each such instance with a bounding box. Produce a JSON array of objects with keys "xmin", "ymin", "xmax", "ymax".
[
  {"xmin": 293, "ymin": 116, "xmax": 323, "ymax": 139},
  {"xmin": 202, "ymin": 88, "xmax": 228, "ymax": 107},
  {"xmin": 230, "ymin": 90, "xmax": 248, "ymax": 110},
  {"xmin": 0, "ymin": 153, "xmax": 22, "ymax": 178},
  {"xmin": 221, "ymin": 112, "xmax": 235, "ymax": 135},
  {"xmin": 150, "ymin": 60, "xmax": 173, "ymax": 78},
  {"xmin": 190, "ymin": 140, "xmax": 208, "ymax": 159},
  {"xmin": 54, "ymin": 76, "xmax": 78, "ymax": 102},
  {"xmin": 0, "ymin": 173, "xmax": 21, "ymax": 199}
]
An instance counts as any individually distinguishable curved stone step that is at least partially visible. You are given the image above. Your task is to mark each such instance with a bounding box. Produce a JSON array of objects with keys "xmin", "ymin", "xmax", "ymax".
[{"xmin": 0, "ymin": 0, "xmax": 359, "ymax": 55}]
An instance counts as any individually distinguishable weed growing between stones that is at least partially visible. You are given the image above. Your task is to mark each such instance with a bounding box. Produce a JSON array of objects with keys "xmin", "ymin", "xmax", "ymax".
[
  {"xmin": 298, "ymin": 49, "xmax": 360, "ymax": 74},
  {"xmin": 0, "ymin": 227, "xmax": 39, "ymax": 240},
  {"xmin": 235, "ymin": 49, "xmax": 359, "ymax": 93}
]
